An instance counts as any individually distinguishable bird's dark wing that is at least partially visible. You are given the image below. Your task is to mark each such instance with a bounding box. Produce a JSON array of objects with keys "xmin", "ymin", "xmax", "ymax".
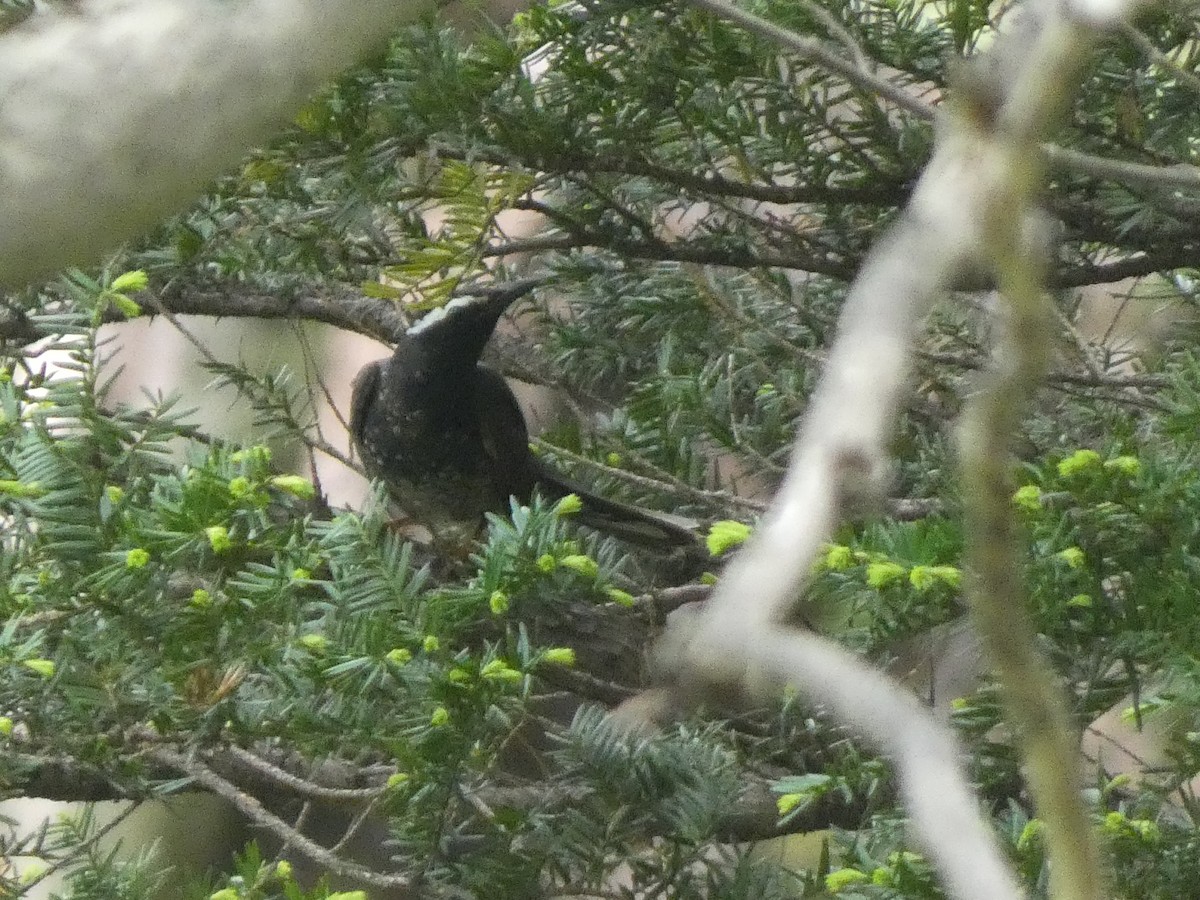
[
  {"xmin": 474, "ymin": 367, "xmax": 539, "ymax": 508},
  {"xmin": 348, "ymin": 359, "xmax": 384, "ymax": 475},
  {"xmin": 473, "ymin": 368, "xmax": 702, "ymax": 552}
]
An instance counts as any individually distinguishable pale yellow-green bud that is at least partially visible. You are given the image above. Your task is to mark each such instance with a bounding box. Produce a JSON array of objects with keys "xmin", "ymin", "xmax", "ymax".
[
  {"xmin": 489, "ymin": 591, "xmax": 510, "ymax": 615},
  {"xmin": 705, "ymin": 520, "xmax": 751, "ymax": 556},
  {"xmin": 559, "ymin": 554, "xmax": 598, "ymax": 578},
  {"xmin": 110, "ymin": 270, "xmax": 149, "ymax": 294},
  {"xmin": 23, "ymin": 659, "xmax": 55, "ymax": 678},
  {"xmin": 298, "ymin": 634, "xmax": 327, "ymax": 654},
  {"xmin": 553, "ymin": 493, "xmax": 583, "ymax": 516},
  {"xmin": 205, "ymin": 525, "xmax": 231, "ymax": 553},
  {"xmin": 824, "ymin": 868, "xmax": 870, "ymax": 893},
  {"xmin": 865, "ymin": 561, "xmax": 905, "ymax": 589},
  {"xmin": 1057, "ymin": 448, "xmax": 1102, "ymax": 477},
  {"xmin": 270, "ymin": 475, "xmax": 316, "ymax": 500},
  {"xmin": 542, "ymin": 647, "xmax": 576, "ymax": 667},
  {"xmin": 480, "ymin": 660, "xmax": 522, "ymax": 683}
]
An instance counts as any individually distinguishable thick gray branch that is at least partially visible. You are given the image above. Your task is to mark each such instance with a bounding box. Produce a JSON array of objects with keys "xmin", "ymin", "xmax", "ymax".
[{"xmin": 0, "ymin": 0, "xmax": 437, "ymax": 291}]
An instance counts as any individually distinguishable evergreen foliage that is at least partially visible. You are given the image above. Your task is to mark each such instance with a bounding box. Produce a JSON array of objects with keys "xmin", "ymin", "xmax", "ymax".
[{"xmin": 4, "ymin": 0, "xmax": 1200, "ymax": 897}]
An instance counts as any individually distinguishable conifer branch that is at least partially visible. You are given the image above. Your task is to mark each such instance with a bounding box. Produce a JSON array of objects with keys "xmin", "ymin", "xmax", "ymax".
[{"xmin": 151, "ymin": 747, "xmax": 415, "ymax": 894}]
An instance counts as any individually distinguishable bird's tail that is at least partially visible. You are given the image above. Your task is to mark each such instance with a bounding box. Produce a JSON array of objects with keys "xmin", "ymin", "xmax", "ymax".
[{"xmin": 533, "ymin": 465, "xmax": 702, "ymax": 552}]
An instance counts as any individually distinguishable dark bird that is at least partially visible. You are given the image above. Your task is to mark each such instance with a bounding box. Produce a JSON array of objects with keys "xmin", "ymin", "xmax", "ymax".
[{"xmin": 349, "ymin": 281, "xmax": 703, "ymax": 557}]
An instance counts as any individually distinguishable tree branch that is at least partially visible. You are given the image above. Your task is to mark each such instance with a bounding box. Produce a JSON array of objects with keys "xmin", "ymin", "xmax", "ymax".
[
  {"xmin": 645, "ymin": 0, "xmax": 1149, "ymax": 896},
  {"xmin": 150, "ymin": 747, "xmax": 415, "ymax": 894},
  {"xmin": 0, "ymin": 0, "xmax": 439, "ymax": 291},
  {"xmin": 680, "ymin": 0, "xmax": 937, "ymax": 121}
]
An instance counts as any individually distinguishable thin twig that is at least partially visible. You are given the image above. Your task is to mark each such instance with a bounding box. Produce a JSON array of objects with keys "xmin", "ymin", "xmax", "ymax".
[
  {"xmin": 150, "ymin": 747, "xmax": 413, "ymax": 893},
  {"xmin": 958, "ymin": 232, "xmax": 1103, "ymax": 897},
  {"xmin": 226, "ymin": 745, "xmax": 383, "ymax": 803},
  {"xmin": 1120, "ymin": 22, "xmax": 1200, "ymax": 96},
  {"xmin": 17, "ymin": 803, "xmax": 141, "ymax": 894},
  {"xmin": 793, "ymin": 0, "xmax": 873, "ymax": 73},
  {"xmin": 1041, "ymin": 143, "xmax": 1200, "ymax": 190},
  {"xmin": 681, "ymin": 0, "xmax": 1200, "ymax": 196},
  {"xmin": 680, "ymin": 0, "xmax": 936, "ymax": 120},
  {"xmin": 328, "ymin": 795, "xmax": 385, "ymax": 856},
  {"xmin": 531, "ymin": 438, "xmax": 766, "ymax": 514}
]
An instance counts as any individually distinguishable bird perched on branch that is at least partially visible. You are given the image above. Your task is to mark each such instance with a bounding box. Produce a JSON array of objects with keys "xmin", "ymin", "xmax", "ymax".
[{"xmin": 349, "ymin": 281, "xmax": 702, "ymax": 558}]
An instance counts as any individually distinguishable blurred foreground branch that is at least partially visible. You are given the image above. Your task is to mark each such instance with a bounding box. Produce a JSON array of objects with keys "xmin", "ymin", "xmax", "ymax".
[
  {"xmin": 0, "ymin": 0, "xmax": 439, "ymax": 291},
  {"xmin": 650, "ymin": 0, "xmax": 1150, "ymax": 898}
]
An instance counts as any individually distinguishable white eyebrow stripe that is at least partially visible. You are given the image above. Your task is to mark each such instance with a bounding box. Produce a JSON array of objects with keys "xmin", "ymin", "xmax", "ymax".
[{"xmin": 405, "ymin": 296, "xmax": 489, "ymax": 337}]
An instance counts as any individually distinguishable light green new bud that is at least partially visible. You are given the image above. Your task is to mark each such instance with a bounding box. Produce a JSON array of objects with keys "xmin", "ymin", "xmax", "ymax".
[
  {"xmin": 865, "ymin": 561, "xmax": 906, "ymax": 589},
  {"xmin": 824, "ymin": 868, "xmax": 870, "ymax": 893},
  {"xmin": 205, "ymin": 525, "xmax": 231, "ymax": 553},
  {"xmin": 559, "ymin": 554, "xmax": 598, "ymax": 578},
  {"xmin": 909, "ymin": 564, "xmax": 960, "ymax": 591},
  {"xmin": 554, "ymin": 493, "xmax": 583, "ymax": 516},
  {"xmin": 270, "ymin": 475, "xmax": 316, "ymax": 500},
  {"xmin": 480, "ymin": 659, "xmax": 523, "ymax": 683},
  {"xmin": 706, "ymin": 520, "xmax": 752, "ymax": 556},
  {"xmin": 298, "ymin": 634, "xmax": 327, "ymax": 654},
  {"xmin": 1057, "ymin": 448, "xmax": 1102, "ymax": 477},
  {"xmin": 542, "ymin": 647, "xmax": 576, "ymax": 667},
  {"xmin": 1104, "ymin": 454, "xmax": 1141, "ymax": 476},
  {"xmin": 605, "ymin": 588, "xmax": 635, "ymax": 607},
  {"xmin": 18, "ymin": 861, "xmax": 47, "ymax": 885},
  {"xmin": 0, "ymin": 480, "xmax": 44, "ymax": 498},
  {"xmin": 1056, "ymin": 546, "xmax": 1086, "ymax": 568},
  {"xmin": 775, "ymin": 792, "xmax": 803, "ymax": 815},
  {"xmin": 110, "ymin": 270, "xmax": 149, "ymax": 294},
  {"xmin": 23, "ymin": 659, "xmax": 55, "ymax": 678},
  {"xmin": 1012, "ymin": 484, "xmax": 1042, "ymax": 511},
  {"xmin": 489, "ymin": 591, "xmax": 509, "ymax": 615},
  {"xmin": 822, "ymin": 544, "xmax": 854, "ymax": 571},
  {"xmin": 1017, "ymin": 818, "xmax": 1044, "ymax": 850}
]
